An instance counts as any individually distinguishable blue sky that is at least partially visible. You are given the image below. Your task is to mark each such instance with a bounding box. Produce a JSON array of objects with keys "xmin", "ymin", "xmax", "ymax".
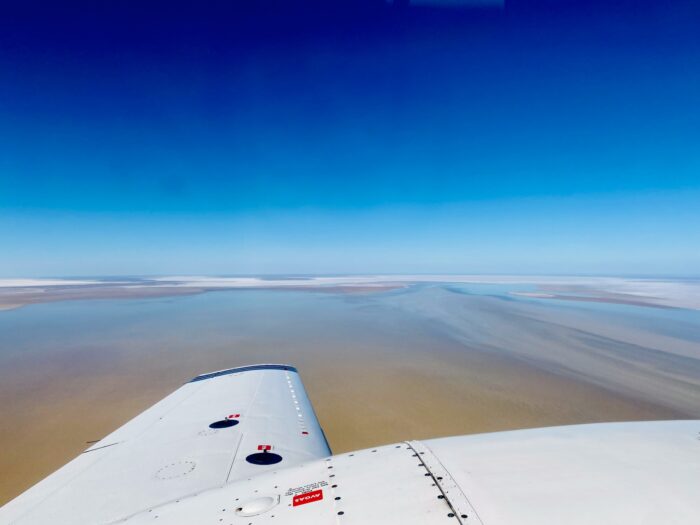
[{"xmin": 1, "ymin": 1, "xmax": 699, "ymax": 276}]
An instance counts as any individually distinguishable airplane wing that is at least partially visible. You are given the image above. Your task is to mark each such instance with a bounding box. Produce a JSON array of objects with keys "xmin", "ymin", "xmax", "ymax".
[
  {"xmin": 3, "ymin": 363, "xmax": 698, "ymax": 525},
  {"xmin": 0, "ymin": 364, "xmax": 330, "ymax": 525},
  {"xmin": 114, "ymin": 421, "xmax": 700, "ymax": 525}
]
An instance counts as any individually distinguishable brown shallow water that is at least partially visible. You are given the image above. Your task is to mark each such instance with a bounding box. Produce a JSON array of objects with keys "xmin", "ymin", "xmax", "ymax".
[{"xmin": 0, "ymin": 286, "xmax": 697, "ymax": 505}]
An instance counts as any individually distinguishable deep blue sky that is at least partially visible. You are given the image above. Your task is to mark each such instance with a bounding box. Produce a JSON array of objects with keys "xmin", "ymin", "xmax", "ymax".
[{"xmin": 1, "ymin": 1, "xmax": 699, "ymax": 276}]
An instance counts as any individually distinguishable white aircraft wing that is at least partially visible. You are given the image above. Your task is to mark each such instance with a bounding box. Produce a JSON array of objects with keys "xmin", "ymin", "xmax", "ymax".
[
  {"xmin": 0, "ymin": 364, "xmax": 330, "ymax": 525},
  {"xmin": 3, "ymin": 362, "xmax": 698, "ymax": 525},
  {"xmin": 120, "ymin": 420, "xmax": 700, "ymax": 525}
]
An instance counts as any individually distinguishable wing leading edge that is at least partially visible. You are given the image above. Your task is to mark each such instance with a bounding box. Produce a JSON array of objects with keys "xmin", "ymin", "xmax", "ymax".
[{"xmin": 1, "ymin": 364, "xmax": 330, "ymax": 524}]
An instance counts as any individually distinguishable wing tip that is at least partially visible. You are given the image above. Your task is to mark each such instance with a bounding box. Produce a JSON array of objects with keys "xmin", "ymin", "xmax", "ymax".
[{"xmin": 189, "ymin": 363, "xmax": 298, "ymax": 383}]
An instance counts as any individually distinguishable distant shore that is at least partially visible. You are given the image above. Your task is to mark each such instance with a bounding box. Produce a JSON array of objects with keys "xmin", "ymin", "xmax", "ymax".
[{"xmin": 1, "ymin": 275, "xmax": 699, "ymax": 311}]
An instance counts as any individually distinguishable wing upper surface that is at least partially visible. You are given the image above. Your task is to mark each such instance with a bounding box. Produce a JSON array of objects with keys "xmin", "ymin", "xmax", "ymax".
[
  {"xmin": 424, "ymin": 420, "xmax": 700, "ymax": 524},
  {"xmin": 102, "ymin": 421, "xmax": 700, "ymax": 525},
  {"xmin": 0, "ymin": 364, "xmax": 330, "ymax": 524}
]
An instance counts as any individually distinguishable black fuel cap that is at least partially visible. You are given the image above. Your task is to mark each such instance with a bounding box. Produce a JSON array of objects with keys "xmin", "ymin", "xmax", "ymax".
[
  {"xmin": 209, "ymin": 419, "xmax": 239, "ymax": 429},
  {"xmin": 246, "ymin": 452, "xmax": 283, "ymax": 465}
]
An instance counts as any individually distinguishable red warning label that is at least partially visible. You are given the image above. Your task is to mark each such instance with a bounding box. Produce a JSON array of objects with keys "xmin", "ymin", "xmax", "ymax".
[
  {"xmin": 293, "ymin": 489, "xmax": 323, "ymax": 507},
  {"xmin": 257, "ymin": 444, "xmax": 272, "ymax": 451}
]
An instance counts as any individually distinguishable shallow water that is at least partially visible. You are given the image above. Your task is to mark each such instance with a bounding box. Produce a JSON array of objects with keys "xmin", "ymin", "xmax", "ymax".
[{"xmin": 1, "ymin": 286, "xmax": 698, "ymax": 504}]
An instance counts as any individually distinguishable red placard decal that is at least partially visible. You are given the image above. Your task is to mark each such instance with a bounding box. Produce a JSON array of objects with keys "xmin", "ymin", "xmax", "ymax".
[
  {"xmin": 257, "ymin": 444, "xmax": 272, "ymax": 451},
  {"xmin": 293, "ymin": 489, "xmax": 323, "ymax": 507}
]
